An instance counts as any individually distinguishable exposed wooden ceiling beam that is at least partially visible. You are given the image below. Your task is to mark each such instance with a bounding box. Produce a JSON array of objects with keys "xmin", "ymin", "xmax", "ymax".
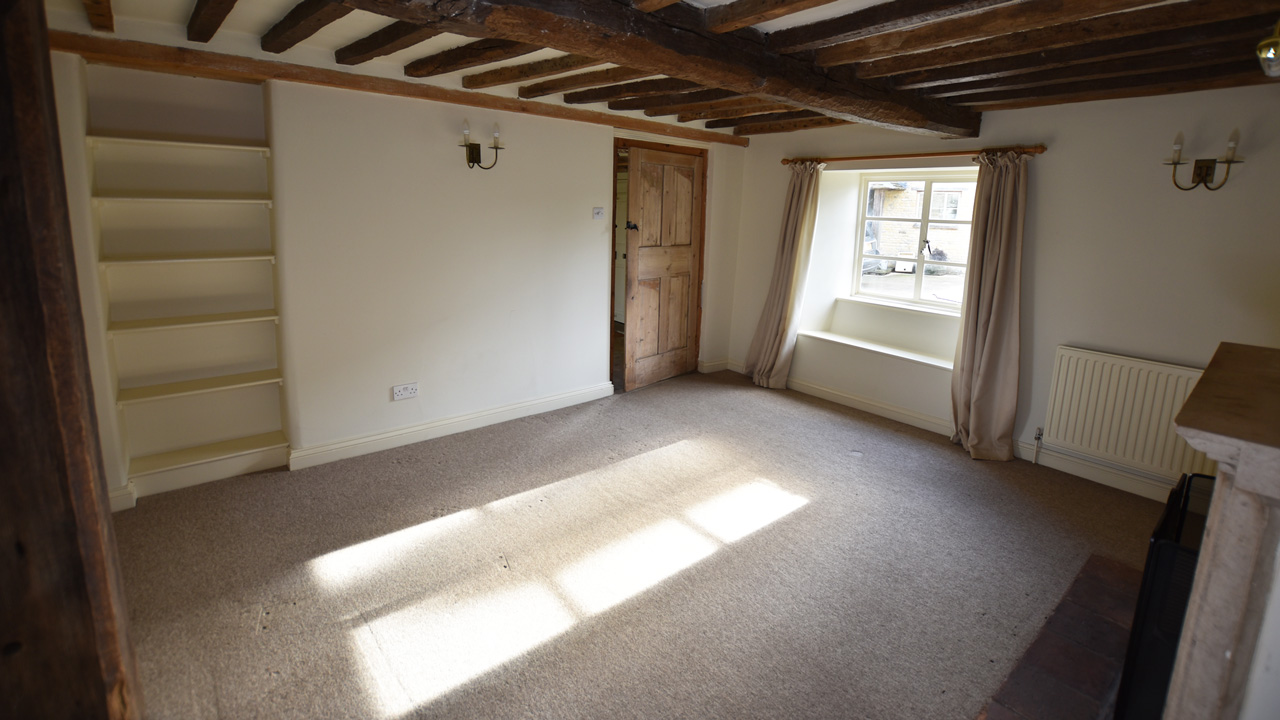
[
  {"xmin": 187, "ymin": 0, "xmax": 239, "ymax": 43},
  {"xmin": 337, "ymin": 0, "xmax": 980, "ymax": 137},
  {"xmin": 462, "ymin": 54, "xmax": 605, "ymax": 89},
  {"xmin": 335, "ymin": 21, "xmax": 443, "ymax": 65},
  {"xmin": 47, "ymin": 30, "xmax": 749, "ymax": 147},
  {"xmin": 927, "ymin": 38, "xmax": 1259, "ymax": 98},
  {"xmin": 608, "ymin": 88, "xmax": 739, "ymax": 111},
  {"xmin": 564, "ymin": 77, "xmax": 703, "ymax": 104},
  {"xmin": 855, "ymin": 0, "xmax": 1280, "ymax": 78},
  {"xmin": 262, "ymin": 0, "xmax": 354, "ymax": 54},
  {"xmin": 519, "ymin": 66, "xmax": 656, "ymax": 98},
  {"xmin": 953, "ymin": 59, "xmax": 1267, "ymax": 107},
  {"xmin": 81, "ymin": 0, "xmax": 113, "ymax": 32},
  {"xmin": 767, "ymin": 0, "xmax": 1018, "ymax": 54},
  {"xmin": 890, "ymin": 15, "xmax": 1276, "ymax": 90},
  {"xmin": 706, "ymin": 109, "xmax": 819, "ymax": 128},
  {"xmin": 676, "ymin": 101, "xmax": 793, "ymax": 122},
  {"xmin": 967, "ymin": 67, "xmax": 1279, "ymax": 112},
  {"xmin": 707, "ymin": 0, "xmax": 842, "ymax": 34},
  {"xmin": 815, "ymin": 0, "xmax": 1163, "ymax": 67},
  {"xmin": 633, "ymin": 0, "xmax": 683, "ymax": 11},
  {"xmin": 404, "ymin": 38, "xmax": 541, "ymax": 78},
  {"xmin": 641, "ymin": 94, "xmax": 776, "ymax": 116},
  {"xmin": 735, "ymin": 116, "xmax": 850, "ymax": 135}
]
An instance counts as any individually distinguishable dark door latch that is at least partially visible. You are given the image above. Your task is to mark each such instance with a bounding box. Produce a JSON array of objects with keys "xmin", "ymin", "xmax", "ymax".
[{"xmin": 625, "ymin": 221, "xmax": 639, "ymax": 231}]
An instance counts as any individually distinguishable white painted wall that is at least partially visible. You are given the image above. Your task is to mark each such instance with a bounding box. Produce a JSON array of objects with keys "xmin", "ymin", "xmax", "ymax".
[
  {"xmin": 700, "ymin": 143, "xmax": 746, "ymax": 370},
  {"xmin": 729, "ymin": 84, "xmax": 1280, "ymax": 471},
  {"xmin": 268, "ymin": 81, "xmax": 616, "ymax": 453}
]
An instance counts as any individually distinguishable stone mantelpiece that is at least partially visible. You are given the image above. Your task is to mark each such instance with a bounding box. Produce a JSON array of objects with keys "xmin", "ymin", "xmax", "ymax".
[{"xmin": 1166, "ymin": 342, "xmax": 1280, "ymax": 720}]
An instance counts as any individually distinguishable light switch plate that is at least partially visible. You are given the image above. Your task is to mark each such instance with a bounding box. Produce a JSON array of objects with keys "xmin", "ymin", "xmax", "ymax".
[{"xmin": 592, "ymin": 207, "xmax": 605, "ymax": 220}]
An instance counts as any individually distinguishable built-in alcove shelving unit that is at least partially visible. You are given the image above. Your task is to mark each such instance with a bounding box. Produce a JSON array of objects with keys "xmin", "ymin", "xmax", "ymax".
[{"xmin": 89, "ymin": 135, "xmax": 289, "ymax": 494}]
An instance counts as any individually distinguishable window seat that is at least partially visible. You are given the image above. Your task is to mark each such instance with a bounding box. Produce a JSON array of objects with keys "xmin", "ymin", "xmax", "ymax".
[{"xmin": 797, "ymin": 330, "xmax": 954, "ymax": 371}]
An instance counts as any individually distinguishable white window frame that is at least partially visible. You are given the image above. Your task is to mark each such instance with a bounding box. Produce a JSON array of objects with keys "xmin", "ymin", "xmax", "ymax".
[{"xmin": 852, "ymin": 168, "xmax": 978, "ymax": 312}]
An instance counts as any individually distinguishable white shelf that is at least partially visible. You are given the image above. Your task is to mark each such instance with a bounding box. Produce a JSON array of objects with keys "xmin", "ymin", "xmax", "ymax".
[
  {"xmin": 117, "ymin": 369, "xmax": 282, "ymax": 405},
  {"xmin": 128, "ymin": 431, "xmax": 288, "ymax": 479},
  {"xmin": 100, "ymin": 252, "xmax": 275, "ymax": 266},
  {"xmin": 88, "ymin": 135, "xmax": 270, "ymax": 155},
  {"xmin": 108, "ymin": 309, "xmax": 277, "ymax": 334}
]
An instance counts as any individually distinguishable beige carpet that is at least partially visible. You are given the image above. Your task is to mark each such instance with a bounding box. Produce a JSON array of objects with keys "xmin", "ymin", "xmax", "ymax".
[{"xmin": 113, "ymin": 371, "xmax": 1161, "ymax": 719}]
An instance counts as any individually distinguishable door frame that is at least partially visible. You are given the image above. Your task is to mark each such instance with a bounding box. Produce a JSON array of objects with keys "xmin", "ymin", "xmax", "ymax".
[{"xmin": 611, "ymin": 137, "xmax": 709, "ymax": 391}]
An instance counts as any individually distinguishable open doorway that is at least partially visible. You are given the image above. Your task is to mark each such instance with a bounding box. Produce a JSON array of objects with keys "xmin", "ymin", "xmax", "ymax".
[{"xmin": 609, "ymin": 138, "xmax": 707, "ymax": 393}]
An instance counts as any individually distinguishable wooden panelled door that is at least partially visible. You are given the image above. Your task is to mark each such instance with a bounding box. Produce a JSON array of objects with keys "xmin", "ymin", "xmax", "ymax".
[{"xmin": 623, "ymin": 145, "xmax": 705, "ymax": 391}]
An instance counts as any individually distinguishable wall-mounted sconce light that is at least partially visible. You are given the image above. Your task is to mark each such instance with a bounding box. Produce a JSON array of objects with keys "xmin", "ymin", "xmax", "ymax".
[
  {"xmin": 461, "ymin": 121, "xmax": 502, "ymax": 170},
  {"xmin": 1164, "ymin": 131, "xmax": 1243, "ymax": 191},
  {"xmin": 1258, "ymin": 20, "xmax": 1280, "ymax": 77}
]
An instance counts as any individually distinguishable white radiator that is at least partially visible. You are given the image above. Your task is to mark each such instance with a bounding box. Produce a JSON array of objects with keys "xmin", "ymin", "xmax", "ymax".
[{"xmin": 1043, "ymin": 346, "xmax": 1215, "ymax": 481}]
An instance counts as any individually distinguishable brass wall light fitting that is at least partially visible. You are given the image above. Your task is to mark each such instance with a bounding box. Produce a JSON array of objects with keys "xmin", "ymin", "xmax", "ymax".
[
  {"xmin": 461, "ymin": 121, "xmax": 502, "ymax": 170},
  {"xmin": 1164, "ymin": 131, "xmax": 1242, "ymax": 191},
  {"xmin": 1258, "ymin": 20, "xmax": 1280, "ymax": 77}
]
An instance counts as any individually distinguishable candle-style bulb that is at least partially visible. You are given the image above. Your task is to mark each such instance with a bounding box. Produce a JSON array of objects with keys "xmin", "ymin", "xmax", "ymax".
[
  {"xmin": 1171, "ymin": 131, "xmax": 1184, "ymax": 164},
  {"xmin": 1225, "ymin": 129, "xmax": 1239, "ymax": 161},
  {"xmin": 463, "ymin": 121, "xmax": 471, "ymax": 145}
]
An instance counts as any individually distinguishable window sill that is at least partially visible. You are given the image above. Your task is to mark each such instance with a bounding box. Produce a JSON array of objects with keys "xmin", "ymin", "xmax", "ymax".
[
  {"xmin": 837, "ymin": 295, "xmax": 961, "ymax": 319},
  {"xmin": 798, "ymin": 330, "xmax": 954, "ymax": 371}
]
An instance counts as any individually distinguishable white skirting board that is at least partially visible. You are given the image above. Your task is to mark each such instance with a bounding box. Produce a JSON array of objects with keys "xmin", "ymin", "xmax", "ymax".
[
  {"xmin": 110, "ymin": 482, "xmax": 138, "ymax": 512},
  {"xmin": 1013, "ymin": 441, "xmax": 1174, "ymax": 502},
  {"xmin": 134, "ymin": 446, "xmax": 290, "ymax": 499},
  {"xmin": 289, "ymin": 383, "xmax": 616, "ymax": 471},
  {"xmin": 785, "ymin": 377, "xmax": 955, "ymax": 438},
  {"xmin": 698, "ymin": 359, "xmax": 730, "ymax": 373},
  {"xmin": 787, "ymin": 377, "xmax": 1173, "ymax": 502}
]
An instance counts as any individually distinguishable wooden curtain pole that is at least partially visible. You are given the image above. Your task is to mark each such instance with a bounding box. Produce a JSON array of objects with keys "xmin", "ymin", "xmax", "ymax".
[{"xmin": 780, "ymin": 144, "xmax": 1047, "ymax": 165}]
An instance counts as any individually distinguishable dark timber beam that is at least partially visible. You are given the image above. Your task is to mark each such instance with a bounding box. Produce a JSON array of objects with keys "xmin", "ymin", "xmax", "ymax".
[
  {"xmin": 519, "ymin": 66, "xmax": 655, "ymax": 98},
  {"xmin": 463, "ymin": 53, "xmax": 604, "ymax": 89},
  {"xmin": 954, "ymin": 59, "xmax": 1267, "ymax": 107},
  {"xmin": 767, "ymin": 0, "xmax": 1017, "ymax": 54},
  {"xmin": 335, "ymin": 21, "xmax": 442, "ymax": 65},
  {"xmin": 706, "ymin": 108, "xmax": 818, "ymax": 128},
  {"xmin": 967, "ymin": 68, "xmax": 1280, "ymax": 111},
  {"xmin": 890, "ymin": 15, "xmax": 1277, "ymax": 90},
  {"xmin": 404, "ymin": 38, "xmax": 540, "ymax": 78},
  {"xmin": 262, "ymin": 0, "xmax": 354, "ymax": 54},
  {"xmin": 735, "ymin": 116, "xmax": 850, "ymax": 135},
  {"xmin": 187, "ymin": 0, "xmax": 240, "ymax": 43},
  {"xmin": 49, "ymin": 31, "xmax": 749, "ymax": 146},
  {"xmin": 926, "ymin": 38, "xmax": 1259, "ymax": 98},
  {"xmin": 633, "ymin": 0, "xmax": 682, "ymax": 11},
  {"xmin": 608, "ymin": 88, "xmax": 738, "ymax": 111},
  {"xmin": 564, "ymin": 77, "xmax": 702, "ymax": 104},
  {"xmin": 675, "ymin": 101, "xmax": 793, "ymax": 122},
  {"xmin": 815, "ymin": 0, "xmax": 1162, "ymax": 67},
  {"xmin": 81, "ymin": 0, "xmax": 113, "ymax": 32},
  {"xmin": 707, "ymin": 0, "xmax": 841, "ymax": 34},
  {"xmin": 337, "ymin": 0, "xmax": 981, "ymax": 137},
  {"xmin": 855, "ymin": 0, "xmax": 1280, "ymax": 78},
  {"xmin": 1, "ymin": 2, "xmax": 139, "ymax": 717},
  {"xmin": 643, "ymin": 94, "xmax": 777, "ymax": 116}
]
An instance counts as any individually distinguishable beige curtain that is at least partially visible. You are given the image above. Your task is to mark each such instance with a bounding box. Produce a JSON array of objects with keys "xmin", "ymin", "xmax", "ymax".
[
  {"xmin": 951, "ymin": 151, "xmax": 1031, "ymax": 460},
  {"xmin": 744, "ymin": 161, "xmax": 825, "ymax": 388}
]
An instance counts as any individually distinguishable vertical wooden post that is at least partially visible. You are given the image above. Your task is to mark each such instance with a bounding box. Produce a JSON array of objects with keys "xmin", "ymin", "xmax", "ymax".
[{"xmin": 0, "ymin": 1, "xmax": 140, "ymax": 717}]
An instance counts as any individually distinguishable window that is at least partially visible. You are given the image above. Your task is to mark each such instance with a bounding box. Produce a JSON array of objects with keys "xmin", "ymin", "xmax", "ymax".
[{"xmin": 854, "ymin": 169, "xmax": 978, "ymax": 309}]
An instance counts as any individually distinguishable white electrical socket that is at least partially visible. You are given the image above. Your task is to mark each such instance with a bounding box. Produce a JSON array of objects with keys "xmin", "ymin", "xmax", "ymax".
[
  {"xmin": 592, "ymin": 207, "xmax": 605, "ymax": 220},
  {"xmin": 392, "ymin": 382, "xmax": 418, "ymax": 401}
]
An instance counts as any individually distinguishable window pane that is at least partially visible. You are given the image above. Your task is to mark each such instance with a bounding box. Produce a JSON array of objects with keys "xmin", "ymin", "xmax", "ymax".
[
  {"xmin": 929, "ymin": 182, "xmax": 976, "ymax": 221},
  {"xmin": 922, "ymin": 264, "xmax": 966, "ymax": 305},
  {"xmin": 865, "ymin": 181, "xmax": 924, "ymax": 219},
  {"xmin": 924, "ymin": 223, "xmax": 970, "ymax": 264},
  {"xmin": 860, "ymin": 264, "xmax": 915, "ymax": 299},
  {"xmin": 863, "ymin": 220, "xmax": 920, "ymax": 260}
]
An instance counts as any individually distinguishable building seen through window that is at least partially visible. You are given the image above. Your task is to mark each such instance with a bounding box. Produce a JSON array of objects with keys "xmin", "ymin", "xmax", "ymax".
[{"xmin": 855, "ymin": 170, "xmax": 978, "ymax": 308}]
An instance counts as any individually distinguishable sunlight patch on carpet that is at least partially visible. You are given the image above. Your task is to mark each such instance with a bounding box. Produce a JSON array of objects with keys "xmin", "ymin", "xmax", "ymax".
[{"xmin": 317, "ymin": 439, "xmax": 811, "ymax": 719}]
